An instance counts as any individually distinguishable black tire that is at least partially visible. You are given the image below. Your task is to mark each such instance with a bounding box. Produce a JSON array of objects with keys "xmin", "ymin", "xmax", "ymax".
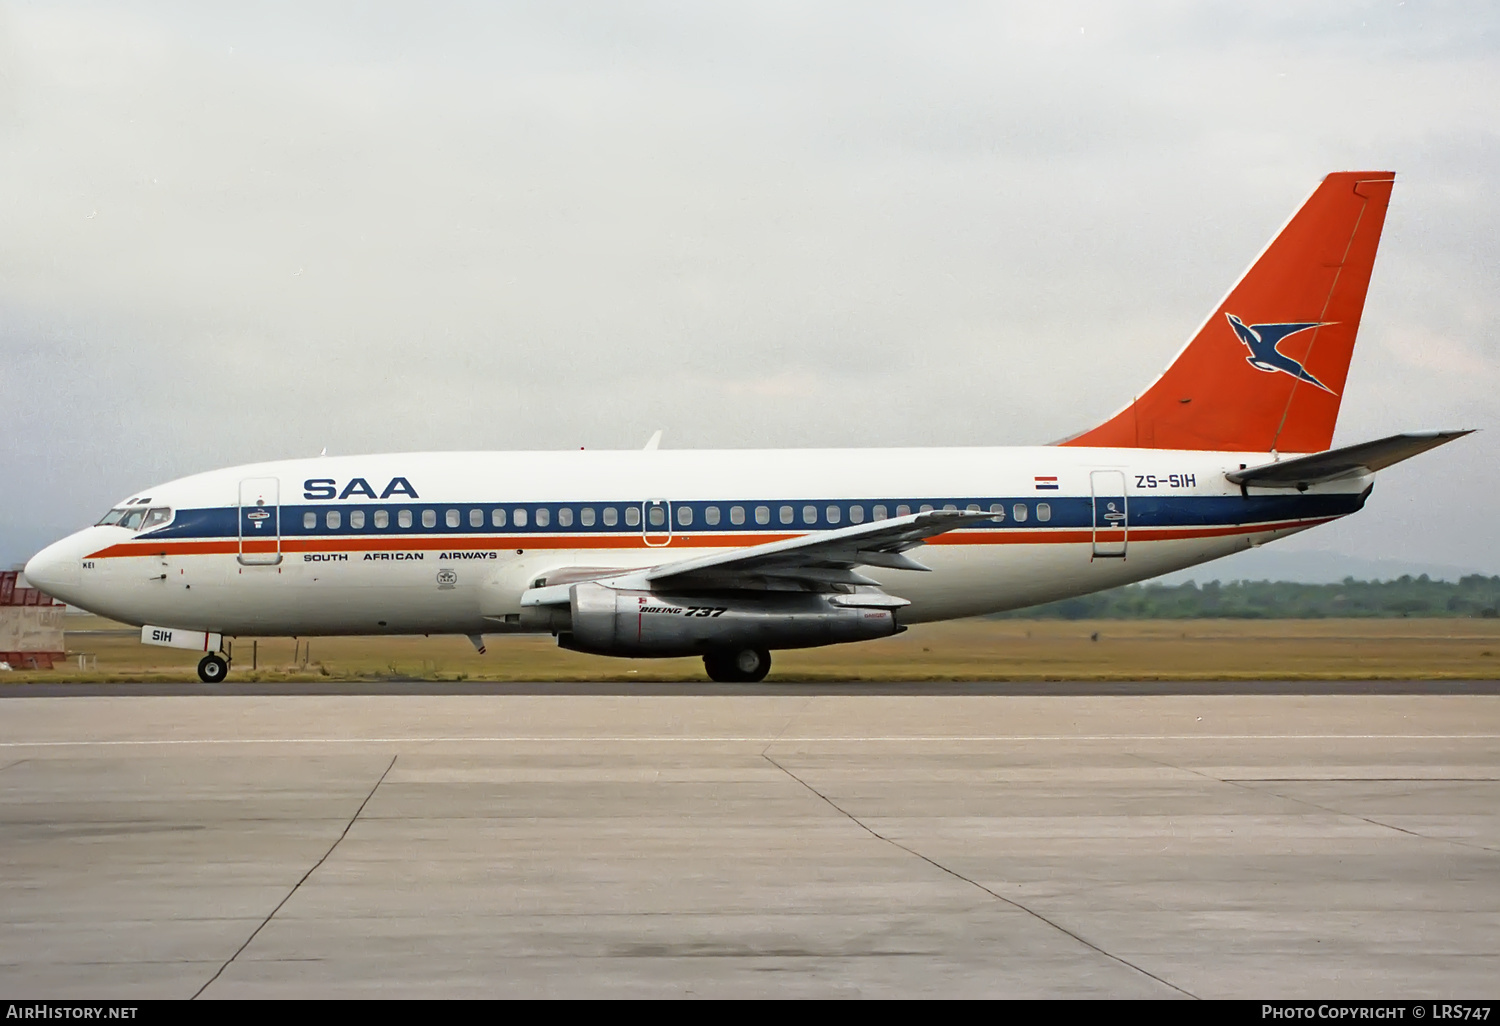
[
  {"xmin": 703, "ymin": 647, "xmax": 771, "ymax": 683},
  {"xmin": 703, "ymin": 651, "xmax": 735, "ymax": 683},
  {"xmin": 197, "ymin": 654, "xmax": 229, "ymax": 683}
]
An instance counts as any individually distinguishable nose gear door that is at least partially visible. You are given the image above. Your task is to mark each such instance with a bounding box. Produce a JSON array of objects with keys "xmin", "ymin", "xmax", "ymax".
[
  {"xmin": 238, "ymin": 478, "xmax": 282, "ymax": 566},
  {"xmin": 1090, "ymin": 470, "xmax": 1128, "ymax": 559}
]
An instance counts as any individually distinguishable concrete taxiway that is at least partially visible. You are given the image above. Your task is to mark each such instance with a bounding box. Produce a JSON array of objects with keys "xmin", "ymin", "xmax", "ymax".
[{"xmin": 1, "ymin": 685, "xmax": 1497, "ymax": 998}]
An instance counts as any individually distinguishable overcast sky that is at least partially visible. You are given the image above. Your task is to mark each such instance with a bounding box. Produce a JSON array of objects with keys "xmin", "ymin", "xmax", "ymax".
[{"xmin": 2, "ymin": 1, "xmax": 1497, "ymax": 575}]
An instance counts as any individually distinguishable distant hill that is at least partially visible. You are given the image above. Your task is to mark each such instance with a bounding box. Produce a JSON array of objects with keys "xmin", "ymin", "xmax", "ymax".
[{"xmin": 997, "ymin": 575, "xmax": 1500, "ymax": 620}]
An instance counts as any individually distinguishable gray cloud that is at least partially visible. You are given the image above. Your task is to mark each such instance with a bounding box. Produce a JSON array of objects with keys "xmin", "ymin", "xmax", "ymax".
[{"xmin": 2, "ymin": 1, "xmax": 1497, "ymax": 572}]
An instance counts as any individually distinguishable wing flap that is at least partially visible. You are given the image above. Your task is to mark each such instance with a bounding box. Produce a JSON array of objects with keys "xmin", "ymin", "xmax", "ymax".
[{"xmin": 644, "ymin": 508, "xmax": 991, "ymax": 586}]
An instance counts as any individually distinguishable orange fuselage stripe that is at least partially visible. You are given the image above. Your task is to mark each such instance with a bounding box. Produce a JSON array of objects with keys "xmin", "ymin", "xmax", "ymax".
[{"xmin": 84, "ymin": 517, "xmax": 1335, "ymax": 561}]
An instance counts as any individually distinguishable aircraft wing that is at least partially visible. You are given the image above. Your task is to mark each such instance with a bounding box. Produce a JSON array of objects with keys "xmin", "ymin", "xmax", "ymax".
[
  {"xmin": 645, "ymin": 508, "xmax": 993, "ymax": 586},
  {"xmin": 1226, "ymin": 430, "xmax": 1473, "ymax": 489},
  {"xmin": 520, "ymin": 509, "xmax": 992, "ymax": 606}
]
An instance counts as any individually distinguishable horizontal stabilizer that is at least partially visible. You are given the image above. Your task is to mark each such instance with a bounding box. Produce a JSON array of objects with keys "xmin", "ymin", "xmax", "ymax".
[{"xmin": 1226, "ymin": 430, "xmax": 1472, "ymax": 488}]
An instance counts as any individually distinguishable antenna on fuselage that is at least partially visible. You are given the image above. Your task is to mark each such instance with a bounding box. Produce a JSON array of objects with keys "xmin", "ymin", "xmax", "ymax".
[{"xmin": 643, "ymin": 430, "xmax": 663, "ymax": 451}]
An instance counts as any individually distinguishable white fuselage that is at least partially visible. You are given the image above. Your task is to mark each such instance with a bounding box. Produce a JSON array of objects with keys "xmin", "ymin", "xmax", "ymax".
[{"xmin": 24, "ymin": 445, "xmax": 1367, "ymax": 642}]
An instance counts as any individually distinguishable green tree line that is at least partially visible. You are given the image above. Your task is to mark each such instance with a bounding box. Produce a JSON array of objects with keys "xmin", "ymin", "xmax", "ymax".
[{"xmin": 994, "ymin": 575, "xmax": 1500, "ymax": 620}]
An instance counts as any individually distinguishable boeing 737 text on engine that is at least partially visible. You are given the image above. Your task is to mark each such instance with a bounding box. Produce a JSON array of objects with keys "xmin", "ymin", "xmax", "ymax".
[{"xmin": 25, "ymin": 172, "xmax": 1471, "ymax": 682}]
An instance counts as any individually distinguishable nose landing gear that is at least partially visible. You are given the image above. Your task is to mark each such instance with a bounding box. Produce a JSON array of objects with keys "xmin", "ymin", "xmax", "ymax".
[{"xmin": 197, "ymin": 653, "xmax": 229, "ymax": 683}]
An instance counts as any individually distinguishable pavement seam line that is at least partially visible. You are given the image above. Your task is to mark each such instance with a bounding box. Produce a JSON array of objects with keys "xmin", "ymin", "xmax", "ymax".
[
  {"xmin": 762, "ymin": 753, "xmax": 1199, "ymax": 1000},
  {"xmin": 1137, "ymin": 754, "xmax": 1500, "ymax": 857},
  {"xmin": 761, "ymin": 697, "xmax": 816, "ymax": 756},
  {"xmin": 1235, "ymin": 781, "xmax": 1500, "ymax": 856},
  {"xmin": 191, "ymin": 754, "xmax": 398, "ymax": 999}
]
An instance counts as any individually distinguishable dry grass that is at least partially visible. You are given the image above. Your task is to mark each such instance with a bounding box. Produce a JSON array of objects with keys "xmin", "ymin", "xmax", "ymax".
[{"xmin": 5, "ymin": 615, "xmax": 1499, "ymax": 682}]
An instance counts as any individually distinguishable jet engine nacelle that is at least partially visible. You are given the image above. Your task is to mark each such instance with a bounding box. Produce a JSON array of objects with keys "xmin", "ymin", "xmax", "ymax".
[{"xmin": 557, "ymin": 582, "xmax": 902, "ymax": 658}]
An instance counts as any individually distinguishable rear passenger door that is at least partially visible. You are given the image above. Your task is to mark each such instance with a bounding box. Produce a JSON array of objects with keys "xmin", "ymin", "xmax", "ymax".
[{"xmin": 1090, "ymin": 470, "xmax": 1128, "ymax": 559}]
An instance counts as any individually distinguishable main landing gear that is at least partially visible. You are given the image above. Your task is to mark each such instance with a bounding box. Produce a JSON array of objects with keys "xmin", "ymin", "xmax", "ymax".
[
  {"xmin": 703, "ymin": 647, "xmax": 771, "ymax": 683},
  {"xmin": 197, "ymin": 653, "xmax": 229, "ymax": 683}
]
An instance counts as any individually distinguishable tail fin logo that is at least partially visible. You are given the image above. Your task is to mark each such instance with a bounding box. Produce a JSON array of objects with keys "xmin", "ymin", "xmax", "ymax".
[{"xmin": 1225, "ymin": 314, "xmax": 1337, "ymax": 394}]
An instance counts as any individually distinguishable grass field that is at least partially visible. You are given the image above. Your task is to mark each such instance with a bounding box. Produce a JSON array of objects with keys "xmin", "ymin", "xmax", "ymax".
[{"xmin": 7, "ymin": 615, "xmax": 1500, "ymax": 682}]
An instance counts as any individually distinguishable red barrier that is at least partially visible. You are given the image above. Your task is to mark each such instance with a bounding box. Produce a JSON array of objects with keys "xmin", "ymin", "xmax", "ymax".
[
  {"xmin": 1, "ymin": 651, "xmax": 59, "ymax": 669},
  {"xmin": 0, "ymin": 570, "xmax": 64, "ymax": 607},
  {"xmin": 1, "ymin": 571, "xmax": 66, "ymax": 670}
]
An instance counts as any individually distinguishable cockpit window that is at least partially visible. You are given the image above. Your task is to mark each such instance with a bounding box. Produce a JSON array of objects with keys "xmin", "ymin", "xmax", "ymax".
[
  {"xmin": 97, "ymin": 508, "xmax": 128, "ymax": 526},
  {"xmin": 118, "ymin": 509, "xmax": 147, "ymax": 531},
  {"xmin": 140, "ymin": 508, "xmax": 173, "ymax": 531}
]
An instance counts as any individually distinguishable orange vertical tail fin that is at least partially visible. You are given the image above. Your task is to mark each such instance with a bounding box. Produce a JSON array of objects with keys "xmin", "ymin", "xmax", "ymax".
[{"xmin": 1061, "ymin": 171, "xmax": 1395, "ymax": 453}]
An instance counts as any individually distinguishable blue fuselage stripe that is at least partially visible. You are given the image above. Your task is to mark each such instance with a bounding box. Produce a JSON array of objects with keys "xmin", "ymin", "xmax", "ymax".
[{"xmin": 138, "ymin": 493, "xmax": 1366, "ymax": 542}]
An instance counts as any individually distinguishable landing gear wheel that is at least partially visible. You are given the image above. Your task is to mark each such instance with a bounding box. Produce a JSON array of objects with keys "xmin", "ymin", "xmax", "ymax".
[
  {"xmin": 703, "ymin": 647, "xmax": 771, "ymax": 683},
  {"xmin": 197, "ymin": 654, "xmax": 229, "ymax": 683}
]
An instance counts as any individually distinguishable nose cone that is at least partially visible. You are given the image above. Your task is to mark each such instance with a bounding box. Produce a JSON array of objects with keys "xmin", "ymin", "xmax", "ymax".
[{"xmin": 24, "ymin": 536, "xmax": 83, "ymax": 604}]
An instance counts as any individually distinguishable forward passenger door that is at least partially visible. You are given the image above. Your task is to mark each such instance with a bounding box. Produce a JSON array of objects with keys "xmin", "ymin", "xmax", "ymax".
[{"xmin": 238, "ymin": 478, "xmax": 282, "ymax": 566}]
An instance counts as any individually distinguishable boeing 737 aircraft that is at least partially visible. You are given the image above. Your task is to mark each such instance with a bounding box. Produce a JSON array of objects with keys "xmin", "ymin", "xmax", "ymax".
[{"xmin": 24, "ymin": 171, "xmax": 1470, "ymax": 682}]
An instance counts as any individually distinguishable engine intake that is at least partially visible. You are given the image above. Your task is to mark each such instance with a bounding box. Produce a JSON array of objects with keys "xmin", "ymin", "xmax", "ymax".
[{"xmin": 557, "ymin": 582, "xmax": 902, "ymax": 658}]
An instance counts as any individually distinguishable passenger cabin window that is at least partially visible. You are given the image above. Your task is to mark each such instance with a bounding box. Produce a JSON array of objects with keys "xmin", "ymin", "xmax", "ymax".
[
  {"xmin": 779, "ymin": 506, "xmax": 794, "ymax": 525},
  {"xmin": 989, "ymin": 503, "xmax": 1004, "ymax": 520},
  {"xmin": 558, "ymin": 508, "xmax": 573, "ymax": 527},
  {"xmin": 535, "ymin": 508, "xmax": 550, "ymax": 527},
  {"xmin": 896, "ymin": 504, "xmax": 911, "ymax": 517},
  {"xmin": 943, "ymin": 503, "xmax": 958, "ymax": 512},
  {"xmin": 919, "ymin": 504, "xmax": 934, "ymax": 513},
  {"xmin": 446, "ymin": 509, "xmax": 461, "ymax": 528},
  {"xmin": 873, "ymin": 505, "xmax": 887, "ymax": 521},
  {"xmin": 625, "ymin": 507, "xmax": 641, "ymax": 527},
  {"xmin": 603, "ymin": 507, "xmax": 618, "ymax": 527},
  {"xmin": 647, "ymin": 506, "xmax": 665, "ymax": 528},
  {"xmin": 677, "ymin": 506, "xmax": 692, "ymax": 527},
  {"xmin": 850, "ymin": 505, "xmax": 865, "ymax": 524},
  {"xmin": 422, "ymin": 509, "xmax": 437, "ymax": 528},
  {"xmin": 491, "ymin": 508, "xmax": 506, "ymax": 528},
  {"xmin": 1036, "ymin": 503, "xmax": 1052, "ymax": 522},
  {"xmin": 755, "ymin": 506, "xmax": 770, "ymax": 525},
  {"xmin": 140, "ymin": 508, "xmax": 172, "ymax": 530},
  {"xmin": 303, "ymin": 512, "xmax": 317, "ymax": 530},
  {"xmin": 374, "ymin": 510, "xmax": 389, "ymax": 528},
  {"xmin": 514, "ymin": 509, "xmax": 528, "ymax": 527},
  {"xmin": 705, "ymin": 506, "xmax": 721, "ymax": 526},
  {"xmin": 398, "ymin": 509, "xmax": 413, "ymax": 528},
  {"xmin": 1013, "ymin": 503, "xmax": 1028, "ymax": 523},
  {"xmin": 730, "ymin": 506, "xmax": 745, "ymax": 525},
  {"xmin": 581, "ymin": 508, "xmax": 596, "ymax": 527},
  {"xmin": 350, "ymin": 510, "xmax": 365, "ymax": 529},
  {"xmin": 966, "ymin": 503, "xmax": 980, "ymax": 513},
  {"xmin": 326, "ymin": 510, "xmax": 341, "ymax": 530},
  {"xmin": 826, "ymin": 505, "xmax": 841, "ymax": 524},
  {"xmin": 802, "ymin": 505, "xmax": 817, "ymax": 525},
  {"xmin": 470, "ymin": 509, "xmax": 483, "ymax": 528}
]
